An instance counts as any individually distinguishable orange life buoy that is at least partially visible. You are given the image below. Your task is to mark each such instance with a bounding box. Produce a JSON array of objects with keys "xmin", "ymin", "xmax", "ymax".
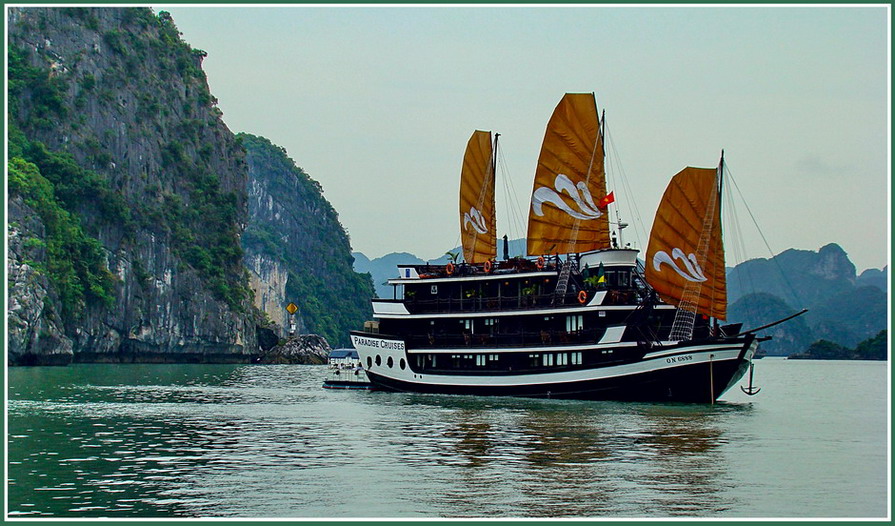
[
  {"xmin": 577, "ymin": 290, "xmax": 588, "ymax": 304},
  {"xmin": 483, "ymin": 260, "xmax": 492, "ymax": 273},
  {"xmin": 536, "ymin": 256, "xmax": 545, "ymax": 269},
  {"xmin": 446, "ymin": 262, "xmax": 455, "ymax": 275}
]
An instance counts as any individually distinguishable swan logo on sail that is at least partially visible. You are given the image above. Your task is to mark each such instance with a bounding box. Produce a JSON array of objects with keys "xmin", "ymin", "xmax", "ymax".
[
  {"xmin": 463, "ymin": 206, "xmax": 489, "ymax": 234},
  {"xmin": 652, "ymin": 248, "xmax": 707, "ymax": 282},
  {"xmin": 531, "ymin": 174, "xmax": 603, "ymax": 220}
]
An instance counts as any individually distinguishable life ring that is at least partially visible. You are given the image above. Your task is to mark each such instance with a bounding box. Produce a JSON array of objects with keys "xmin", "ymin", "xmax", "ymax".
[
  {"xmin": 536, "ymin": 256, "xmax": 545, "ymax": 269},
  {"xmin": 446, "ymin": 262, "xmax": 455, "ymax": 275},
  {"xmin": 483, "ymin": 260, "xmax": 492, "ymax": 273},
  {"xmin": 577, "ymin": 290, "xmax": 588, "ymax": 304}
]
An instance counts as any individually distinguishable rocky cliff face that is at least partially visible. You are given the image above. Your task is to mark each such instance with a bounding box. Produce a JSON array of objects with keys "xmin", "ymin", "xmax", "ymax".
[
  {"xmin": 245, "ymin": 252, "xmax": 290, "ymax": 332},
  {"xmin": 257, "ymin": 334, "xmax": 331, "ymax": 365},
  {"xmin": 807, "ymin": 243, "xmax": 857, "ymax": 283},
  {"xmin": 7, "ymin": 7, "xmax": 259, "ymax": 364},
  {"xmin": 726, "ymin": 243, "xmax": 886, "ymax": 353},
  {"xmin": 240, "ymin": 134, "xmax": 375, "ymax": 347},
  {"xmin": 7, "ymin": 198, "xmax": 73, "ymax": 365}
]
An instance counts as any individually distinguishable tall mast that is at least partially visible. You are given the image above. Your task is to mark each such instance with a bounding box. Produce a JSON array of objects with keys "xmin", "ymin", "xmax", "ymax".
[
  {"xmin": 718, "ymin": 149, "xmax": 725, "ymax": 218},
  {"xmin": 600, "ymin": 109, "xmax": 606, "ymax": 158},
  {"xmin": 493, "ymin": 133, "xmax": 500, "ymax": 183},
  {"xmin": 492, "ymin": 133, "xmax": 499, "ymax": 254}
]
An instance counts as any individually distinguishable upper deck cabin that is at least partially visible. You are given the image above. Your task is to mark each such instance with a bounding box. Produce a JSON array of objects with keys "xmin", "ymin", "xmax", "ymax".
[{"xmin": 374, "ymin": 249, "xmax": 647, "ymax": 316}]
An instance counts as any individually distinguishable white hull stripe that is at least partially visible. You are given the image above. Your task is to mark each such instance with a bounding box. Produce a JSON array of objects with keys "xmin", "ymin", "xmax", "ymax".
[
  {"xmin": 352, "ymin": 333, "xmax": 744, "ymax": 357},
  {"xmin": 355, "ymin": 343, "xmax": 750, "ymax": 388}
]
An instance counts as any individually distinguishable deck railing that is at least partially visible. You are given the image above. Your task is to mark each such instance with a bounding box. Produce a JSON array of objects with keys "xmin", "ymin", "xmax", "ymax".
[{"xmin": 398, "ymin": 290, "xmax": 642, "ymax": 314}]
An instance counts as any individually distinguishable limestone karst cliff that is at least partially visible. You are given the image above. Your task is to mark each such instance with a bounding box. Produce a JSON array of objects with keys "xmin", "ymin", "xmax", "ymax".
[
  {"xmin": 7, "ymin": 7, "xmax": 259, "ymax": 364},
  {"xmin": 240, "ymin": 134, "xmax": 374, "ymax": 348},
  {"xmin": 7, "ymin": 7, "xmax": 376, "ymax": 365}
]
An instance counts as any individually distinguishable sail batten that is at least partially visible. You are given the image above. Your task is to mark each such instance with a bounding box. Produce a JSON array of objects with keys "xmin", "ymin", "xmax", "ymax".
[
  {"xmin": 459, "ymin": 130, "xmax": 496, "ymax": 263},
  {"xmin": 527, "ymin": 93, "xmax": 611, "ymax": 256}
]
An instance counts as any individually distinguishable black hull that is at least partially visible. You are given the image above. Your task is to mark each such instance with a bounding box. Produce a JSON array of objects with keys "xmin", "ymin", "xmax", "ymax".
[{"xmin": 362, "ymin": 339, "xmax": 753, "ymax": 403}]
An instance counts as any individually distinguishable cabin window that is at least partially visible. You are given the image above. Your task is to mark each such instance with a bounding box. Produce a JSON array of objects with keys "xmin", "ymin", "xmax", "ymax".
[
  {"xmin": 375, "ymin": 355, "xmax": 381, "ymax": 366},
  {"xmin": 571, "ymin": 352, "xmax": 582, "ymax": 365},
  {"xmin": 566, "ymin": 315, "xmax": 584, "ymax": 332},
  {"xmin": 557, "ymin": 353, "xmax": 568, "ymax": 366},
  {"xmin": 387, "ymin": 356, "xmax": 394, "ymax": 368},
  {"xmin": 431, "ymin": 285, "xmax": 438, "ymax": 295},
  {"xmin": 542, "ymin": 353, "xmax": 554, "ymax": 367},
  {"xmin": 602, "ymin": 270, "xmax": 631, "ymax": 287},
  {"xmin": 476, "ymin": 354, "xmax": 486, "ymax": 366},
  {"xmin": 400, "ymin": 358, "xmax": 406, "ymax": 370},
  {"xmin": 488, "ymin": 354, "xmax": 499, "ymax": 362},
  {"xmin": 528, "ymin": 353, "xmax": 541, "ymax": 367}
]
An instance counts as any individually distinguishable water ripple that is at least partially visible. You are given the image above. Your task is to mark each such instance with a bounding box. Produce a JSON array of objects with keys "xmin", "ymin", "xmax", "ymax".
[{"xmin": 7, "ymin": 361, "xmax": 888, "ymax": 518}]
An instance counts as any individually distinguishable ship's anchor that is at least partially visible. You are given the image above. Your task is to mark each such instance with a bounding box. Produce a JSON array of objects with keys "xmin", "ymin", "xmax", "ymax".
[{"xmin": 740, "ymin": 363, "xmax": 761, "ymax": 396}]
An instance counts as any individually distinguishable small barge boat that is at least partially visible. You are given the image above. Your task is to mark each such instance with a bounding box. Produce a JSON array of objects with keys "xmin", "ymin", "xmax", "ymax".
[{"xmin": 322, "ymin": 349, "xmax": 375, "ymax": 390}]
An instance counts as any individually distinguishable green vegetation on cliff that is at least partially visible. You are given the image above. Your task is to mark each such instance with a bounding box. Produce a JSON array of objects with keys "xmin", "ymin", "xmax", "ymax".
[
  {"xmin": 8, "ymin": 8, "xmax": 250, "ymax": 312},
  {"xmin": 7, "ymin": 7, "xmax": 260, "ymax": 364},
  {"xmin": 239, "ymin": 133, "xmax": 374, "ymax": 347},
  {"xmin": 8, "ymin": 155, "xmax": 116, "ymax": 323}
]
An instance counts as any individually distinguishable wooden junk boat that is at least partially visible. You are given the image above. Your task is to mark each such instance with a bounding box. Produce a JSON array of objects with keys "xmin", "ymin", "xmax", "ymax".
[{"xmin": 350, "ymin": 93, "xmax": 780, "ymax": 402}]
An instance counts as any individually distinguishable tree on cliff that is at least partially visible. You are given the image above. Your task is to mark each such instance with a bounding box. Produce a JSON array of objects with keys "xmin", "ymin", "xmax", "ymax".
[{"xmin": 239, "ymin": 133, "xmax": 375, "ymax": 347}]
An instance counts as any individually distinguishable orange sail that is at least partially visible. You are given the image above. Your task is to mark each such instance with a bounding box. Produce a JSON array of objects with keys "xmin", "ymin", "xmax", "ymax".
[
  {"xmin": 527, "ymin": 93, "xmax": 611, "ymax": 256},
  {"xmin": 459, "ymin": 130, "xmax": 496, "ymax": 263},
  {"xmin": 645, "ymin": 165, "xmax": 727, "ymax": 320}
]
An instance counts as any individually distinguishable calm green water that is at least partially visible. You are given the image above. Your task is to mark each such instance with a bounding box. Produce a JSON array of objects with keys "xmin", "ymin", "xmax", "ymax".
[{"xmin": 6, "ymin": 359, "xmax": 889, "ymax": 518}]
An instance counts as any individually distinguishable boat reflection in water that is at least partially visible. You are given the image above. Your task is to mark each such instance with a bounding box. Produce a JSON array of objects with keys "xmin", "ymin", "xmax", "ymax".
[{"xmin": 371, "ymin": 392, "xmax": 752, "ymax": 517}]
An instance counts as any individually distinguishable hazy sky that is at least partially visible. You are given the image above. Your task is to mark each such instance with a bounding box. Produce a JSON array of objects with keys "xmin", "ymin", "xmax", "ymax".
[{"xmin": 158, "ymin": 4, "xmax": 889, "ymax": 272}]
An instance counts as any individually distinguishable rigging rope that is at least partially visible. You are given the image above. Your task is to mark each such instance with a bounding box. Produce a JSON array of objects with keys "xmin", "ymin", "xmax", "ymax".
[
  {"xmin": 603, "ymin": 123, "xmax": 648, "ymax": 250},
  {"xmin": 496, "ymin": 140, "xmax": 527, "ymax": 256},
  {"xmin": 724, "ymin": 164, "xmax": 805, "ymax": 308}
]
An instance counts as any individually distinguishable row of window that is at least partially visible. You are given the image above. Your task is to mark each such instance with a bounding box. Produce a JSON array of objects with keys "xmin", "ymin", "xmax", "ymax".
[
  {"xmin": 456, "ymin": 315, "xmax": 590, "ymax": 334},
  {"xmin": 410, "ymin": 351, "xmax": 587, "ymax": 370},
  {"xmin": 529, "ymin": 352, "xmax": 583, "ymax": 367},
  {"xmin": 369, "ymin": 355, "xmax": 407, "ymax": 370},
  {"xmin": 373, "ymin": 350, "xmax": 616, "ymax": 372}
]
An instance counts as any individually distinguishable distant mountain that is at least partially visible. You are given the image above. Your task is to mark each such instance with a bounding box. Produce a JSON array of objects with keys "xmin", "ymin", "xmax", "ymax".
[
  {"xmin": 352, "ymin": 251, "xmax": 425, "ymax": 298},
  {"xmin": 788, "ymin": 330, "xmax": 887, "ymax": 360},
  {"xmin": 354, "ymin": 238, "xmax": 530, "ymax": 298},
  {"xmin": 728, "ymin": 293, "xmax": 814, "ymax": 356},
  {"xmin": 726, "ymin": 243, "xmax": 887, "ymax": 352},
  {"xmin": 727, "ymin": 243, "xmax": 858, "ymax": 307},
  {"xmin": 857, "ymin": 266, "xmax": 889, "ymax": 292},
  {"xmin": 806, "ymin": 286, "xmax": 888, "ymax": 347},
  {"xmin": 354, "ymin": 242, "xmax": 888, "ymax": 354}
]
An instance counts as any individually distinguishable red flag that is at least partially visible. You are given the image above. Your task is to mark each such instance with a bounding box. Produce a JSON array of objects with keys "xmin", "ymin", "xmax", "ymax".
[{"xmin": 598, "ymin": 191, "xmax": 615, "ymax": 209}]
